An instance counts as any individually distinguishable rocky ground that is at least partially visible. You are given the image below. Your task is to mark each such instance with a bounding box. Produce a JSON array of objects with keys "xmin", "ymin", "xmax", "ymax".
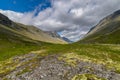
[{"xmin": 1, "ymin": 53, "xmax": 120, "ymax": 80}]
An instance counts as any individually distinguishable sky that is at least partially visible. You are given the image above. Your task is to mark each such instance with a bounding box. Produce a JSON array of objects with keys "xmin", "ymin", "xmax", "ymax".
[
  {"xmin": 0, "ymin": 0, "xmax": 120, "ymax": 41},
  {"xmin": 0, "ymin": 0, "xmax": 51, "ymax": 12}
]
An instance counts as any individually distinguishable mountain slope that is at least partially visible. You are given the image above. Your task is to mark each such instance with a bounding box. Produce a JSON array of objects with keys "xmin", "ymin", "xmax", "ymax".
[
  {"xmin": 0, "ymin": 13, "xmax": 67, "ymax": 44},
  {"xmin": 79, "ymin": 10, "xmax": 120, "ymax": 44},
  {"xmin": 0, "ymin": 13, "xmax": 66, "ymax": 61}
]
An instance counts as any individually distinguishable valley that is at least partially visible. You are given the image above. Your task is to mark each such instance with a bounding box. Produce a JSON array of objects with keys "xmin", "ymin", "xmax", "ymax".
[
  {"xmin": 0, "ymin": 10, "xmax": 120, "ymax": 80},
  {"xmin": 0, "ymin": 44, "xmax": 120, "ymax": 80}
]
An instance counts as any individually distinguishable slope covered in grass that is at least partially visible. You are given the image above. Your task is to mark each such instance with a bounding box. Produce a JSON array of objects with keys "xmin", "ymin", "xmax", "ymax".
[
  {"xmin": 79, "ymin": 10, "xmax": 120, "ymax": 44},
  {"xmin": 0, "ymin": 13, "xmax": 66, "ymax": 44},
  {"xmin": 0, "ymin": 23, "xmax": 46, "ymax": 61},
  {"xmin": 0, "ymin": 13, "xmax": 66, "ymax": 61}
]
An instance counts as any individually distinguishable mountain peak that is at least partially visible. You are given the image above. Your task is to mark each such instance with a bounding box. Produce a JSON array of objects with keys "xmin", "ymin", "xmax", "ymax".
[
  {"xmin": 111, "ymin": 10, "xmax": 120, "ymax": 19},
  {"xmin": 114, "ymin": 10, "xmax": 120, "ymax": 15}
]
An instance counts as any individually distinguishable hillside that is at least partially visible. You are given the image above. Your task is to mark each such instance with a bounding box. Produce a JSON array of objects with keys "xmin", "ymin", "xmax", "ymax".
[
  {"xmin": 0, "ymin": 13, "xmax": 66, "ymax": 61},
  {"xmin": 0, "ymin": 13, "xmax": 66, "ymax": 44},
  {"xmin": 79, "ymin": 10, "xmax": 120, "ymax": 44}
]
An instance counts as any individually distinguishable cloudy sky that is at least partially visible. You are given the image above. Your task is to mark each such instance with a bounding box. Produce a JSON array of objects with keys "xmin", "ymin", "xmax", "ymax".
[{"xmin": 0, "ymin": 0, "xmax": 120, "ymax": 41}]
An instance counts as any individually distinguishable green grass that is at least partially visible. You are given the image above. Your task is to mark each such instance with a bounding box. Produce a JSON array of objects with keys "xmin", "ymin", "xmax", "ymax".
[
  {"xmin": 46, "ymin": 43, "xmax": 120, "ymax": 62},
  {"xmin": 0, "ymin": 40, "xmax": 42, "ymax": 61},
  {"xmin": 44, "ymin": 43, "xmax": 120, "ymax": 73},
  {"xmin": 0, "ymin": 31, "xmax": 45, "ymax": 61},
  {"xmin": 0, "ymin": 24, "xmax": 48, "ymax": 61}
]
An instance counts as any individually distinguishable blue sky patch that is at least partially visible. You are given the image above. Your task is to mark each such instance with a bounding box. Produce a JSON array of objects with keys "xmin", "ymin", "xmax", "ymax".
[{"xmin": 0, "ymin": 0, "xmax": 51, "ymax": 12}]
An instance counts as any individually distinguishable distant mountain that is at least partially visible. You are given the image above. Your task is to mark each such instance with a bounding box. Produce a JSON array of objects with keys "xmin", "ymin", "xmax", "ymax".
[
  {"xmin": 45, "ymin": 31, "xmax": 72, "ymax": 43},
  {"xmin": 62, "ymin": 37, "xmax": 73, "ymax": 43},
  {"xmin": 44, "ymin": 31, "xmax": 61, "ymax": 39},
  {"xmin": 0, "ymin": 13, "xmax": 67, "ymax": 44},
  {"xmin": 79, "ymin": 10, "xmax": 120, "ymax": 44}
]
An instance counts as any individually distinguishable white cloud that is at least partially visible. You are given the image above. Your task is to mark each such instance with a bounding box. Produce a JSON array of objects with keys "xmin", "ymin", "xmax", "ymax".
[
  {"xmin": 0, "ymin": 0, "xmax": 120, "ymax": 41},
  {"xmin": 70, "ymin": 8, "xmax": 84, "ymax": 17}
]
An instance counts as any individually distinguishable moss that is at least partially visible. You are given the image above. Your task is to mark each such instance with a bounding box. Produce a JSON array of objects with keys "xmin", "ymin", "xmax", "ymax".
[
  {"xmin": 0, "ymin": 51, "xmax": 44, "ymax": 78},
  {"xmin": 2, "ymin": 78, "xmax": 10, "ymax": 80},
  {"xmin": 59, "ymin": 52, "xmax": 120, "ymax": 74},
  {"xmin": 58, "ymin": 53, "xmax": 79, "ymax": 67},
  {"xmin": 72, "ymin": 74, "xmax": 107, "ymax": 80},
  {"xmin": 16, "ymin": 68, "xmax": 30, "ymax": 76},
  {"xmin": 0, "ymin": 58, "xmax": 18, "ymax": 77}
]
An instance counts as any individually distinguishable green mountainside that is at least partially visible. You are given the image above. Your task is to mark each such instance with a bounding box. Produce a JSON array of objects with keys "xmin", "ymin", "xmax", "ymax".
[
  {"xmin": 79, "ymin": 10, "xmax": 120, "ymax": 44},
  {"xmin": 0, "ymin": 13, "xmax": 66, "ymax": 61}
]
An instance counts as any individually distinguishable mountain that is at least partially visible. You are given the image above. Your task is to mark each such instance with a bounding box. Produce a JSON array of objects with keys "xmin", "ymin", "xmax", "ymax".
[
  {"xmin": 62, "ymin": 37, "xmax": 73, "ymax": 43},
  {"xmin": 0, "ymin": 13, "xmax": 67, "ymax": 44},
  {"xmin": 45, "ymin": 31, "xmax": 73, "ymax": 43},
  {"xmin": 44, "ymin": 31, "xmax": 61, "ymax": 38},
  {"xmin": 79, "ymin": 10, "xmax": 120, "ymax": 44}
]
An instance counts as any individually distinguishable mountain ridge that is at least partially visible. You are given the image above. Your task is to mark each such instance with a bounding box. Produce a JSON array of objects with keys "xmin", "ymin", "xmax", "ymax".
[
  {"xmin": 79, "ymin": 10, "xmax": 120, "ymax": 44},
  {"xmin": 0, "ymin": 13, "xmax": 67, "ymax": 44}
]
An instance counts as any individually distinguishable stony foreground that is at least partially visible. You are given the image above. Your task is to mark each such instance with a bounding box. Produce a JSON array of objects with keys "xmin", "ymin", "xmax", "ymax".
[{"xmin": 1, "ymin": 52, "xmax": 120, "ymax": 80}]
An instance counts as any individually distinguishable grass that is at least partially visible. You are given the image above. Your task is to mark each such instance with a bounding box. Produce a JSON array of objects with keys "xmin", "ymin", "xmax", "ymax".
[
  {"xmin": 43, "ymin": 43, "xmax": 120, "ymax": 63},
  {"xmin": 0, "ymin": 38, "xmax": 120, "ymax": 79},
  {"xmin": 44, "ymin": 43, "xmax": 120, "ymax": 73},
  {"xmin": 0, "ymin": 34, "xmax": 120, "ymax": 72},
  {"xmin": 0, "ymin": 24, "xmax": 48, "ymax": 61},
  {"xmin": 0, "ymin": 38, "xmax": 43, "ymax": 61}
]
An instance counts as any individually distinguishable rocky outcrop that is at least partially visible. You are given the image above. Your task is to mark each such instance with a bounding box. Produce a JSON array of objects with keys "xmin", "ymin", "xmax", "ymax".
[{"xmin": 0, "ymin": 13, "xmax": 12, "ymax": 26}]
